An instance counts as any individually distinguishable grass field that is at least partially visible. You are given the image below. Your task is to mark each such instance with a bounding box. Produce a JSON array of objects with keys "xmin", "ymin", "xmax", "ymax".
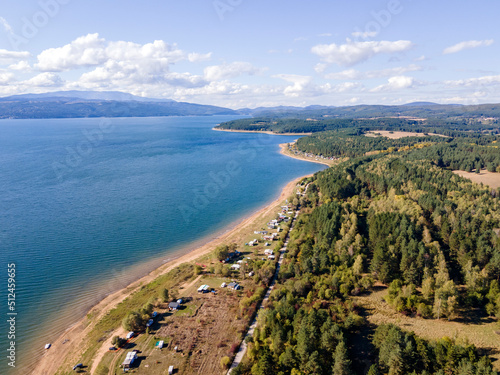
[
  {"xmin": 353, "ymin": 286, "xmax": 500, "ymax": 371},
  {"xmin": 454, "ymin": 169, "xmax": 500, "ymax": 189},
  {"xmin": 365, "ymin": 130, "xmax": 447, "ymax": 139}
]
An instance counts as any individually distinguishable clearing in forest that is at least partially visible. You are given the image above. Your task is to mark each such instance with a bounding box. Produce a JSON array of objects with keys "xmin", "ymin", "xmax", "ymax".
[{"xmin": 454, "ymin": 169, "xmax": 500, "ymax": 189}]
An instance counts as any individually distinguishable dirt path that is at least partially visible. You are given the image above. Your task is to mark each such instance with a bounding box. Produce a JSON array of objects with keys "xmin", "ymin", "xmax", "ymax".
[
  {"xmin": 180, "ymin": 274, "xmax": 203, "ymax": 293},
  {"xmin": 227, "ymin": 200, "xmax": 303, "ymax": 374},
  {"xmin": 32, "ymin": 174, "xmax": 311, "ymax": 375},
  {"xmin": 90, "ymin": 326, "xmax": 126, "ymax": 375}
]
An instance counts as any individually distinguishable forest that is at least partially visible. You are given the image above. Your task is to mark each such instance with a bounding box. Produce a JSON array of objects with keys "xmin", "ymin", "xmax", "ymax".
[
  {"xmin": 231, "ymin": 121, "xmax": 500, "ymax": 374},
  {"xmin": 217, "ymin": 116, "xmax": 500, "ymax": 135},
  {"xmin": 236, "ymin": 103, "xmax": 500, "ymax": 121},
  {"xmin": 294, "ymin": 130, "xmax": 500, "ymax": 173}
]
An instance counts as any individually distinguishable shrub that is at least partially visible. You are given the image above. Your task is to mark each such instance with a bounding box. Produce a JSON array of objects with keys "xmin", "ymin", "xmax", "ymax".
[
  {"xmin": 194, "ymin": 264, "xmax": 203, "ymax": 275},
  {"xmin": 230, "ymin": 342, "xmax": 240, "ymax": 355},
  {"xmin": 220, "ymin": 356, "xmax": 231, "ymax": 369},
  {"xmin": 122, "ymin": 311, "xmax": 145, "ymax": 331},
  {"xmin": 111, "ymin": 336, "xmax": 126, "ymax": 347}
]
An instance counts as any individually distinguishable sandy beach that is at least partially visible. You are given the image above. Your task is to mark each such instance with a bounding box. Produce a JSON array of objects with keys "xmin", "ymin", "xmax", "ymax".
[
  {"xmin": 32, "ymin": 170, "xmax": 314, "ymax": 375},
  {"xmin": 213, "ymin": 127, "xmax": 312, "ymax": 136},
  {"xmin": 279, "ymin": 141, "xmax": 337, "ymax": 167}
]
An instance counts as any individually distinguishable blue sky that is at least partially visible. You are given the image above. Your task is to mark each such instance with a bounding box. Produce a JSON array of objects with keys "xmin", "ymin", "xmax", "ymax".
[{"xmin": 0, "ymin": 0, "xmax": 499, "ymax": 108}]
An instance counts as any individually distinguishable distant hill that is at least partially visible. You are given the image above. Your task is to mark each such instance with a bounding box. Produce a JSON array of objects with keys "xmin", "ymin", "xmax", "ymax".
[
  {"xmin": 232, "ymin": 103, "xmax": 500, "ymax": 120},
  {"xmin": 0, "ymin": 91, "xmax": 237, "ymax": 119},
  {"xmin": 0, "ymin": 90, "xmax": 174, "ymax": 102}
]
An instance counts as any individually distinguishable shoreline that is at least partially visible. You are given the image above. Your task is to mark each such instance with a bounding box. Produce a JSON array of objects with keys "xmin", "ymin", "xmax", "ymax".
[
  {"xmin": 213, "ymin": 127, "xmax": 312, "ymax": 136},
  {"xmin": 279, "ymin": 140, "xmax": 336, "ymax": 167},
  {"xmin": 31, "ymin": 172, "xmax": 315, "ymax": 375}
]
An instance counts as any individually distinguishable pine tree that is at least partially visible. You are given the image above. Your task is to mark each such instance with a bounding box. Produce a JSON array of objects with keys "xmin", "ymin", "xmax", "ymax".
[{"xmin": 332, "ymin": 340, "xmax": 351, "ymax": 375}]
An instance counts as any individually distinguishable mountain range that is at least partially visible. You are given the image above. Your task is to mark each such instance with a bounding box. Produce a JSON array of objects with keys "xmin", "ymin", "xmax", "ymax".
[
  {"xmin": 0, "ymin": 91, "xmax": 237, "ymax": 119},
  {"xmin": 0, "ymin": 90, "xmax": 498, "ymax": 120}
]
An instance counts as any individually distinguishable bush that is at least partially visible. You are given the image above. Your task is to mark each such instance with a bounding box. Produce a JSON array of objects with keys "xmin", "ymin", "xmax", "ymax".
[
  {"xmin": 141, "ymin": 302, "xmax": 153, "ymax": 316},
  {"xmin": 417, "ymin": 302, "xmax": 432, "ymax": 318},
  {"xmin": 194, "ymin": 265, "xmax": 203, "ymax": 275},
  {"xmin": 122, "ymin": 311, "xmax": 145, "ymax": 331},
  {"xmin": 214, "ymin": 245, "xmax": 230, "ymax": 261},
  {"xmin": 220, "ymin": 356, "xmax": 231, "ymax": 369},
  {"xmin": 230, "ymin": 342, "xmax": 240, "ymax": 355},
  {"xmin": 161, "ymin": 288, "xmax": 169, "ymax": 302},
  {"xmin": 111, "ymin": 336, "xmax": 126, "ymax": 347}
]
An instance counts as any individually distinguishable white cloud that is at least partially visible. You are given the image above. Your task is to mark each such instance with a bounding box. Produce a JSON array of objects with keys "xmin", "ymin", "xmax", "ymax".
[
  {"xmin": 187, "ymin": 52, "xmax": 212, "ymax": 62},
  {"xmin": 24, "ymin": 72, "xmax": 64, "ymax": 87},
  {"xmin": 0, "ymin": 72, "xmax": 15, "ymax": 85},
  {"xmin": 443, "ymin": 39, "xmax": 494, "ymax": 54},
  {"xmin": 371, "ymin": 75, "xmax": 415, "ymax": 92},
  {"xmin": 311, "ymin": 39, "xmax": 413, "ymax": 67},
  {"xmin": 273, "ymin": 74, "xmax": 313, "ymax": 97},
  {"xmin": 0, "ymin": 49, "xmax": 30, "ymax": 64},
  {"xmin": 326, "ymin": 64, "xmax": 422, "ymax": 80},
  {"xmin": 318, "ymin": 33, "xmax": 332, "ymax": 37},
  {"xmin": 31, "ymin": 33, "xmax": 217, "ymax": 94},
  {"xmin": 268, "ymin": 49, "xmax": 294, "ymax": 54},
  {"xmin": 204, "ymin": 62, "xmax": 264, "ymax": 81},
  {"xmin": 332, "ymin": 82, "xmax": 363, "ymax": 93},
  {"xmin": 0, "ymin": 17, "xmax": 13, "ymax": 34},
  {"xmin": 314, "ymin": 63, "xmax": 328, "ymax": 73},
  {"xmin": 444, "ymin": 74, "xmax": 500, "ymax": 87},
  {"xmin": 272, "ymin": 74, "xmax": 362, "ymax": 98},
  {"xmin": 78, "ymin": 60, "xmax": 206, "ymax": 90},
  {"xmin": 36, "ymin": 33, "xmax": 187, "ymax": 72},
  {"xmin": 36, "ymin": 33, "xmax": 107, "ymax": 71},
  {"xmin": 351, "ymin": 30, "xmax": 378, "ymax": 39},
  {"xmin": 8, "ymin": 61, "xmax": 31, "ymax": 72}
]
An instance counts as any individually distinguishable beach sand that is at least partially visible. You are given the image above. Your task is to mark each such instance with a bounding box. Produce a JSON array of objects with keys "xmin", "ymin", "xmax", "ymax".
[
  {"xmin": 279, "ymin": 141, "xmax": 337, "ymax": 167},
  {"xmin": 32, "ymin": 170, "xmax": 314, "ymax": 375},
  {"xmin": 213, "ymin": 127, "xmax": 312, "ymax": 136}
]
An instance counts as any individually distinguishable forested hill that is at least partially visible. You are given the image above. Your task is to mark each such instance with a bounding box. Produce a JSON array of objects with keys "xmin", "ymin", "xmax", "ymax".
[
  {"xmin": 0, "ymin": 94, "xmax": 237, "ymax": 118},
  {"xmin": 216, "ymin": 104, "xmax": 500, "ymax": 134},
  {"xmin": 235, "ymin": 103, "xmax": 500, "ymax": 120},
  {"xmin": 294, "ymin": 129, "xmax": 500, "ymax": 173},
  {"xmin": 234, "ymin": 131, "xmax": 500, "ymax": 374}
]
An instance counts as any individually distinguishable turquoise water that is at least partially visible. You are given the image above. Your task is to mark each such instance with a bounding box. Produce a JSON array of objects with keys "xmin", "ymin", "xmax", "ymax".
[{"xmin": 0, "ymin": 116, "xmax": 324, "ymax": 374}]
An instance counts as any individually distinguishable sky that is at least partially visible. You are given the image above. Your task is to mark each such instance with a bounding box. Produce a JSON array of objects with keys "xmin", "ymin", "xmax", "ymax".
[{"xmin": 0, "ymin": 0, "xmax": 499, "ymax": 108}]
